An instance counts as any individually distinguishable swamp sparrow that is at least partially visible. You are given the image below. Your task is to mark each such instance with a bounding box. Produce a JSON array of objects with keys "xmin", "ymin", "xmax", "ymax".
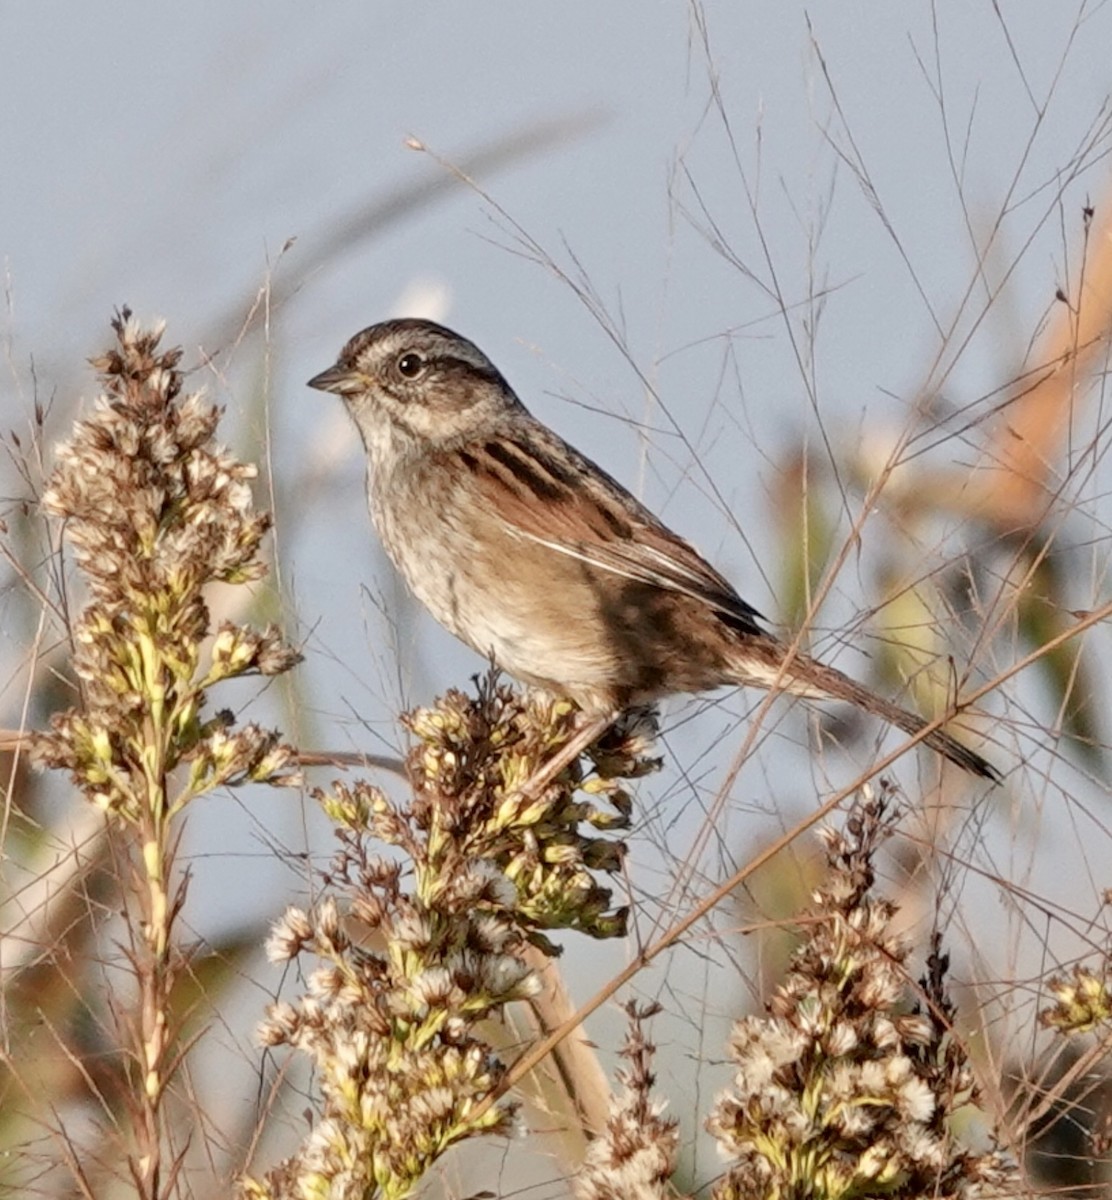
[{"xmin": 309, "ymin": 318, "xmax": 997, "ymax": 781}]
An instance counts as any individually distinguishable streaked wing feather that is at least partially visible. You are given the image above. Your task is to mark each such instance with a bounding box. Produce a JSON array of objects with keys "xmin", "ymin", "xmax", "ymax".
[{"xmin": 456, "ymin": 428, "xmax": 765, "ymax": 633}]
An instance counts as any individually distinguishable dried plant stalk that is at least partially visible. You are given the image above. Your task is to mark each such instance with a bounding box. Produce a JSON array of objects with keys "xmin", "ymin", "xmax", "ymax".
[
  {"xmin": 31, "ymin": 311, "xmax": 302, "ymax": 1200},
  {"xmin": 246, "ymin": 683, "xmax": 657, "ymax": 1200},
  {"xmin": 708, "ymin": 786, "xmax": 1016, "ymax": 1200},
  {"xmin": 573, "ymin": 1001, "xmax": 680, "ymax": 1200}
]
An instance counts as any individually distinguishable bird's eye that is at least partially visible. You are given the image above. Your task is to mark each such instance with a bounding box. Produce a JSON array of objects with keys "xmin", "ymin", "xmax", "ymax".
[{"xmin": 397, "ymin": 352, "xmax": 426, "ymax": 379}]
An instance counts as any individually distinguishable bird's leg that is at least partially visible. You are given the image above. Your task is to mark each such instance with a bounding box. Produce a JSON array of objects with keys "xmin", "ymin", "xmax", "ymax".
[{"xmin": 517, "ymin": 710, "xmax": 616, "ymax": 798}]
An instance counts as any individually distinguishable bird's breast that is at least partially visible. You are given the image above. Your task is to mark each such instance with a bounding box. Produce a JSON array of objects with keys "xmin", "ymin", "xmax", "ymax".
[{"xmin": 366, "ymin": 465, "xmax": 628, "ymax": 703}]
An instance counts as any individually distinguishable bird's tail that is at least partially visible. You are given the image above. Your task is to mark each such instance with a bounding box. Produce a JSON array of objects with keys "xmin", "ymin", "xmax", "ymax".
[{"xmin": 730, "ymin": 637, "xmax": 1000, "ymax": 781}]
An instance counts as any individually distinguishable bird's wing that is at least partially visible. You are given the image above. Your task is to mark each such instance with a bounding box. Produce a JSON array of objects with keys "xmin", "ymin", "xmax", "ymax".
[{"xmin": 453, "ymin": 428, "xmax": 766, "ymax": 634}]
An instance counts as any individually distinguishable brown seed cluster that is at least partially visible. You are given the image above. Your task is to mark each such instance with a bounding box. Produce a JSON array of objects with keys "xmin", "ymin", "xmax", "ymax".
[
  {"xmin": 708, "ymin": 787, "xmax": 1016, "ymax": 1200},
  {"xmin": 575, "ymin": 1002, "xmax": 680, "ymax": 1200},
  {"xmin": 1040, "ymin": 963, "xmax": 1112, "ymax": 1034},
  {"xmin": 404, "ymin": 681, "xmax": 654, "ymax": 947},
  {"xmin": 247, "ymin": 682, "xmax": 657, "ymax": 1200},
  {"xmin": 33, "ymin": 310, "xmax": 302, "ymax": 815}
]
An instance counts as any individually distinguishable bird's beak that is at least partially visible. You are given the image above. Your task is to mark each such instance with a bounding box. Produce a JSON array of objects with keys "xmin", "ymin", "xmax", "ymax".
[{"xmin": 306, "ymin": 363, "xmax": 366, "ymax": 396}]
